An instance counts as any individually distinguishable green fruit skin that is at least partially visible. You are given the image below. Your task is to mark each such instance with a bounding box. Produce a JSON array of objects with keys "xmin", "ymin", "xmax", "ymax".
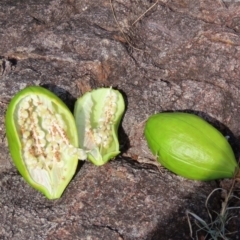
[
  {"xmin": 144, "ymin": 112, "xmax": 237, "ymax": 180},
  {"xmin": 5, "ymin": 86, "xmax": 79, "ymax": 199}
]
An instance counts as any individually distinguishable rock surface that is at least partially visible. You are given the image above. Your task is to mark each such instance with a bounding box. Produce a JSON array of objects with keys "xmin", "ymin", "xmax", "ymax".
[
  {"xmin": 0, "ymin": 159, "xmax": 218, "ymax": 240},
  {"xmin": 1, "ymin": 0, "xmax": 240, "ymax": 239}
]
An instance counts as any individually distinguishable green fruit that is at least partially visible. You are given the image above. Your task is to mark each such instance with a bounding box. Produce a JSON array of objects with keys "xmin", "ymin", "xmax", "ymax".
[
  {"xmin": 74, "ymin": 87, "xmax": 125, "ymax": 166},
  {"xmin": 5, "ymin": 86, "xmax": 86, "ymax": 199},
  {"xmin": 144, "ymin": 112, "xmax": 238, "ymax": 180}
]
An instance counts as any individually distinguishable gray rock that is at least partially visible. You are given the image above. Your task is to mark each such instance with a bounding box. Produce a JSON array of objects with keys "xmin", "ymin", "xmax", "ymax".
[
  {"xmin": 0, "ymin": 159, "xmax": 218, "ymax": 240},
  {"xmin": 1, "ymin": 0, "xmax": 240, "ymax": 239}
]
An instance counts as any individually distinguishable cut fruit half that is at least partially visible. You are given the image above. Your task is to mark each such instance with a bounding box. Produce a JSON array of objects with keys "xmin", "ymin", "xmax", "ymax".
[
  {"xmin": 74, "ymin": 88, "xmax": 125, "ymax": 166},
  {"xmin": 5, "ymin": 86, "xmax": 86, "ymax": 199}
]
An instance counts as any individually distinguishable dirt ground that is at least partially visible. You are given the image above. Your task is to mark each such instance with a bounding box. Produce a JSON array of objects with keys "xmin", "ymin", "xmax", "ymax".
[{"xmin": 1, "ymin": 0, "xmax": 240, "ymax": 239}]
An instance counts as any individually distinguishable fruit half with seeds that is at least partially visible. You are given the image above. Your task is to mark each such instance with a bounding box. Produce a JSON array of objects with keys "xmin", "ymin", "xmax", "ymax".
[
  {"xmin": 74, "ymin": 88, "xmax": 125, "ymax": 166},
  {"xmin": 5, "ymin": 86, "xmax": 86, "ymax": 199},
  {"xmin": 144, "ymin": 112, "xmax": 238, "ymax": 180}
]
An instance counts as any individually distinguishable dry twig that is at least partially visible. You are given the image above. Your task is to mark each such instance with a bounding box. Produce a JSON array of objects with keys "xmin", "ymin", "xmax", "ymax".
[{"xmin": 132, "ymin": 0, "xmax": 159, "ymax": 26}]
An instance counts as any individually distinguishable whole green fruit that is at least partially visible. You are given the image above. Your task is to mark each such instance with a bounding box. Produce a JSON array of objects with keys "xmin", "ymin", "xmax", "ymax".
[{"xmin": 144, "ymin": 112, "xmax": 238, "ymax": 180}]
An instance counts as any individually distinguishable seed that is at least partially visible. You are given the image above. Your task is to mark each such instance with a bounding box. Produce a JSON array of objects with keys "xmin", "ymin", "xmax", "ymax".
[
  {"xmin": 24, "ymin": 138, "xmax": 33, "ymax": 149},
  {"xmin": 21, "ymin": 100, "xmax": 30, "ymax": 110},
  {"xmin": 18, "ymin": 118, "xmax": 25, "ymax": 126},
  {"xmin": 56, "ymin": 114, "xmax": 65, "ymax": 127},
  {"xmin": 102, "ymin": 140, "xmax": 109, "ymax": 148},
  {"xmin": 37, "ymin": 130, "xmax": 45, "ymax": 139},
  {"xmin": 20, "ymin": 109, "xmax": 29, "ymax": 119},
  {"xmin": 31, "ymin": 95, "xmax": 39, "ymax": 106},
  {"xmin": 25, "ymin": 118, "xmax": 32, "ymax": 127},
  {"xmin": 54, "ymin": 135, "xmax": 63, "ymax": 144},
  {"xmin": 39, "ymin": 139, "xmax": 46, "ymax": 147},
  {"xmin": 52, "ymin": 142, "xmax": 59, "ymax": 151},
  {"xmin": 38, "ymin": 155, "xmax": 46, "ymax": 163},
  {"xmin": 31, "ymin": 112, "xmax": 38, "ymax": 124},
  {"xmin": 47, "ymin": 152, "xmax": 55, "ymax": 160},
  {"xmin": 23, "ymin": 150, "xmax": 31, "ymax": 160},
  {"xmin": 105, "ymin": 125, "xmax": 111, "ymax": 131},
  {"xmin": 42, "ymin": 118, "xmax": 52, "ymax": 130},
  {"xmin": 45, "ymin": 133, "xmax": 52, "ymax": 142},
  {"xmin": 38, "ymin": 107, "xmax": 48, "ymax": 116},
  {"xmin": 94, "ymin": 133, "xmax": 102, "ymax": 145},
  {"xmin": 22, "ymin": 131, "xmax": 30, "ymax": 139}
]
